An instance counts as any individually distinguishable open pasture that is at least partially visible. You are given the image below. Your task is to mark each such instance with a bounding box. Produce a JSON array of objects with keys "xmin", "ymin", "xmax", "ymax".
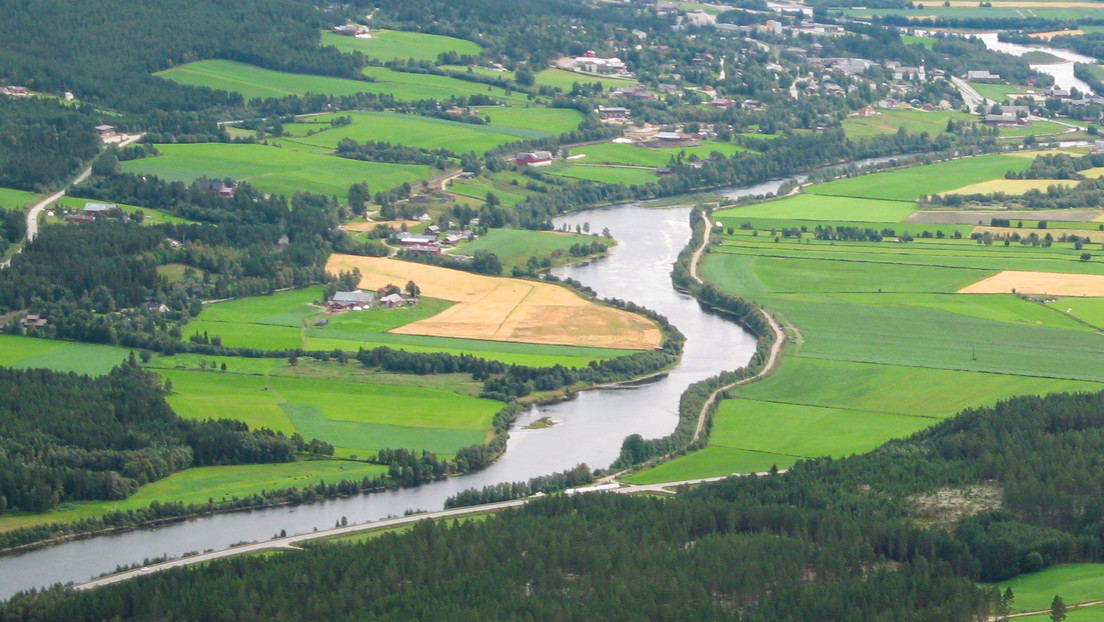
[
  {"xmin": 283, "ymin": 110, "xmax": 544, "ymax": 154},
  {"xmin": 455, "ymin": 228, "xmax": 614, "ymax": 269},
  {"xmin": 907, "ymin": 208, "xmax": 1103, "ymax": 225},
  {"xmin": 0, "ymin": 335, "xmax": 131, "ymax": 375},
  {"xmin": 970, "ymin": 82, "xmax": 1038, "ymax": 103},
  {"xmin": 158, "ymin": 59, "xmax": 527, "ymax": 104},
  {"xmin": 841, "ymin": 109, "xmax": 971, "ymax": 140},
  {"xmin": 472, "ymin": 106, "xmax": 585, "ymax": 135},
  {"xmin": 624, "ymin": 446, "xmax": 793, "ymax": 485},
  {"xmin": 320, "ymin": 30, "xmax": 481, "ymax": 63},
  {"xmin": 551, "ymin": 163, "xmax": 659, "ymax": 186},
  {"xmin": 715, "ymin": 194, "xmax": 915, "ymax": 223},
  {"xmin": 325, "ymin": 254, "xmax": 661, "ymax": 349},
  {"xmin": 959, "ymin": 270, "xmax": 1104, "ymax": 296},
  {"xmin": 535, "ymin": 68, "xmax": 638, "ymax": 91},
  {"xmin": 0, "ymin": 460, "xmax": 391, "ymax": 532},
  {"xmin": 448, "ymin": 177, "xmax": 528, "ymax": 206},
  {"xmin": 944, "ymin": 178, "xmax": 1076, "ymax": 195},
  {"xmin": 119, "ymin": 142, "xmax": 430, "ymax": 202},
  {"xmin": 575, "ymin": 141, "xmax": 746, "ymax": 168},
  {"xmin": 1060, "ymin": 296, "xmax": 1104, "ymax": 327},
  {"xmin": 0, "ymin": 187, "xmax": 36, "ymax": 210},
  {"xmin": 806, "ymin": 155, "xmax": 1030, "ymax": 201},
  {"xmin": 55, "ymin": 197, "xmax": 194, "ymax": 226},
  {"xmin": 990, "ymin": 564, "xmax": 1104, "ymax": 613}
]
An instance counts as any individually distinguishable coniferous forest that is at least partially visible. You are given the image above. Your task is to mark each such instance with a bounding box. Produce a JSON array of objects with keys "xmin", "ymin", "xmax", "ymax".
[{"xmin": 6, "ymin": 391, "xmax": 1104, "ymax": 620}]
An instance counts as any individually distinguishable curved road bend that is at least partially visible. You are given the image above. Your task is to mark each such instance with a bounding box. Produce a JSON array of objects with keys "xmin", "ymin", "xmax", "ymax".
[{"xmin": 74, "ymin": 475, "xmax": 761, "ymax": 592}]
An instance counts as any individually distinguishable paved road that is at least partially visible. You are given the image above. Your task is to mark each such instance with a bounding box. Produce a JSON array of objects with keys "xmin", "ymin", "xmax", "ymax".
[
  {"xmin": 73, "ymin": 475, "xmax": 744, "ymax": 592},
  {"xmin": 1, "ymin": 133, "xmax": 145, "ymax": 270},
  {"xmin": 951, "ymin": 76, "xmax": 986, "ymax": 110}
]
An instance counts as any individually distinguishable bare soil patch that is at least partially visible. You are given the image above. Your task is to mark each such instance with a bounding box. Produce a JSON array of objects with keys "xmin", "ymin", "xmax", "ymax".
[
  {"xmin": 908, "ymin": 483, "xmax": 1002, "ymax": 528},
  {"xmin": 959, "ymin": 270, "xmax": 1104, "ymax": 296},
  {"xmin": 325, "ymin": 254, "xmax": 662, "ymax": 349}
]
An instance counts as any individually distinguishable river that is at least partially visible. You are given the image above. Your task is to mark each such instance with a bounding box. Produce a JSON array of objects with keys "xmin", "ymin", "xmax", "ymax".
[
  {"xmin": 0, "ymin": 201, "xmax": 766, "ymax": 598},
  {"xmin": 978, "ymin": 32, "xmax": 1096, "ymax": 94}
]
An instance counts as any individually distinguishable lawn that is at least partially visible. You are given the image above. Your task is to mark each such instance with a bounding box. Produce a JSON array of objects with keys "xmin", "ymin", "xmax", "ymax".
[
  {"xmin": 157, "ymin": 59, "xmax": 528, "ymax": 105},
  {"xmin": 0, "ymin": 335, "xmax": 132, "ymax": 375},
  {"xmin": 0, "ymin": 187, "xmax": 36, "ymax": 210},
  {"xmin": 970, "ymin": 82, "xmax": 1038, "ymax": 103},
  {"xmin": 473, "ymin": 106, "xmax": 585, "ymax": 134},
  {"xmin": 714, "ymin": 194, "xmax": 916, "ymax": 223},
  {"xmin": 120, "ymin": 142, "xmax": 430, "ymax": 202},
  {"xmin": 624, "ymin": 447, "xmax": 792, "ymax": 484},
  {"xmin": 454, "ymin": 228, "xmax": 613, "ymax": 269},
  {"xmin": 990, "ymin": 564, "xmax": 1104, "ymax": 612},
  {"xmin": 320, "ymin": 30, "xmax": 481, "ymax": 63},
  {"xmin": 841, "ymin": 109, "xmax": 972, "ymax": 140},
  {"xmin": 535, "ymin": 68, "xmax": 638, "ymax": 92},
  {"xmin": 807, "ymin": 155, "xmax": 1031, "ymax": 201}
]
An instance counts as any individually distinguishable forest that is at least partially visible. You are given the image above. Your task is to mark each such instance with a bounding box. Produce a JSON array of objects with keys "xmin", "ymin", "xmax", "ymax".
[
  {"xmin": 11, "ymin": 390, "xmax": 1104, "ymax": 619},
  {"xmin": 0, "ymin": 362, "xmax": 307, "ymax": 513}
]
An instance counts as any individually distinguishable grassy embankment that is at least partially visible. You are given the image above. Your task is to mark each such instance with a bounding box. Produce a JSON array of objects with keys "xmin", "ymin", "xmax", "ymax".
[{"xmin": 630, "ymin": 153, "xmax": 1104, "ymax": 483}]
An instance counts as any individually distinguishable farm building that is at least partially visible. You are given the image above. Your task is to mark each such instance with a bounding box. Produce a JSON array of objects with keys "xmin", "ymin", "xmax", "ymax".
[
  {"xmin": 144, "ymin": 299, "xmax": 169, "ymax": 313},
  {"xmin": 83, "ymin": 202, "xmax": 117, "ymax": 215},
  {"xmin": 194, "ymin": 179, "xmax": 237, "ymax": 197},
  {"xmin": 515, "ymin": 151, "xmax": 553, "ymax": 167},
  {"xmin": 19, "ymin": 314, "xmax": 47, "ymax": 329},
  {"xmin": 407, "ymin": 243, "xmax": 442, "ymax": 255},
  {"xmin": 964, "ymin": 70, "xmax": 1000, "ymax": 82},
  {"xmin": 333, "ymin": 24, "xmax": 370, "ymax": 36},
  {"xmin": 328, "ymin": 290, "xmax": 376, "ymax": 310},
  {"xmin": 379, "ymin": 293, "xmax": 406, "ymax": 308},
  {"xmin": 64, "ymin": 213, "xmax": 95, "ymax": 223},
  {"xmin": 398, "ymin": 233, "xmax": 439, "ymax": 245},
  {"xmin": 598, "ymin": 106, "xmax": 629, "ymax": 120},
  {"xmin": 855, "ymin": 106, "xmax": 877, "ymax": 117},
  {"xmin": 571, "ymin": 54, "xmax": 628, "ymax": 75},
  {"xmin": 654, "ymin": 131, "xmax": 682, "ymax": 141},
  {"xmin": 95, "ymin": 124, "xmax": 116, "ymax": 138}
]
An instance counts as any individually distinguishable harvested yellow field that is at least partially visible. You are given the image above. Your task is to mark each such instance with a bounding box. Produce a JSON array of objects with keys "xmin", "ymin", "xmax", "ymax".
[
  {"xmin": 959, "ymin": 270, "xmax": 1104, "ymax": 296},
  {"xmin": 1006, "ymin": 148, "xmax": 1088, "ymax": 159},
  {"xmin": 325, "ymin": 254, "xmax": 662, "ymax": 349},
  {"xmin": 944, "ymin": 178, "xmax": 1075, "ymax": 195},
  {"xmin": 1081, "ymin": 167, "xmax": 1104, "ymax": 179},
  {"xmin": 1028, "ymin": 29, "xmax": 1084, "ymax": 40},
  {"xmin": 343, "ymin": 219, "xmax": 420, "ymax": 232}
]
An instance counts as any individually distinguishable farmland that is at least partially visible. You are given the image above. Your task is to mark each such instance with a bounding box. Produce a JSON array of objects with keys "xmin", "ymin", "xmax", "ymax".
[
  {"xmin": 841, "ymin": 109, "xmax": 973, "ymax": 140},
  {"xmin": 0, "ymin": 187, "xmax": 36, "ymax": 210},
  {"xmin": 120, "ymin": 143, "xmax": 430, "ymax": 202},
  {"xmin": 319, "ymin": 30, "xmax": 481, "ymax": 63},
  {"xmin": 535, "ymin": 68, "xmax": 638, "ymax": 91},
  {"xmin": 157, "ymin": 59, "xmax": 528, "ymax": 104},
  {"xmin": 454, "ymin": 228, "xmax": 615, "ymax": 270},
  {"xmin": 0, "ymin": 335, "xmax": 131, "ymax": 375},
  {"xmin": 990, "ymin": 564, "xmax": 1104, "ymax": 614},
  {"xmin": 574, "ymin": 141, "xmax": 748, "ymax": 167},
  {"xmin": 184, "ymin": 279, "xmax": 649, "ymax": 366},
  {"xmin": 52, "ymin": 196, "xmax": 195, "ymax": 225},
  {"xmin": 634, "ymin": 152, "xmax": 1104, "ymax": 480},
  {"xmin": 326, "ymin": 255, "xmax": 662, "ymax": 349}
]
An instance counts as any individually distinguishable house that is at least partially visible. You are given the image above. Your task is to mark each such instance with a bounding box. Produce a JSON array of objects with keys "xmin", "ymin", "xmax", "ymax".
[
  {"xmin": 515, "ymin": 151, "xmax": 553, "ymax": 167},
  {"xmin": 709, "ymin": 98, "xmax": 735, "ymax": 108},
  {"xmin": 333, "ymin": 24, "xmax": 370, "ymax": 36},
  {"xmin": 425, "ymin": 224, "xmax": 441, "ymax": 235},
  {"xmin": 380, "ymin": 293, "xmax": 406, "ymax": 308},
  {"xmin": 598, "ymin": 106, "xmax": 629, "ymax": 120},
  {"xmin": 1046, "ymin": 86, "xmax": 1071, "ymax": 99},
  {"xmin": 856, "ymin": 106, "xmax": 877, "ymax": 117},
  {"xmin": 19, "ymin": 314, "xmax": 47, "ymax": 329},
  {"xmin": 328, "ymin": 290, "xmax": 376, "ymax": 310},
  {"xmin": 194, "ymin": 179, "xmax": 236, "ymax": 197},
  {"xmin": 83, "ymin": 202, "xmax": 117, "ymax": 215},
  {"xmin": 1092, "ymin": 139, "xmax": 1104, "ymax": 153},
  {"xmin": 1, "ymin": 85, "xmax": 29, "ymax": 97},
  {"xmin": 965, "ymin": 70, "xmax": 1000, "ymax": 82},
  {"xmin": 95, "ymin": 124, "xmax": 116, "ymax": 138},
  {"xmin": 144, "ymin": 299, "xmax": 169, "ymax": 313},
  {"xmin": 277, "ymin": 234, "xmax": 290, "ymax": 249}
]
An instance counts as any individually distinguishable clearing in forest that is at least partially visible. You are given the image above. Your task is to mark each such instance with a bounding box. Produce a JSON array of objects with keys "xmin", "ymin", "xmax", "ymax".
[
  {"xmin": 959, "ymin": 270, "xmax": 1104, "ymax": 296},
  {"xmin": 325, "ymin": 255, "xmax": 662, "ymax": 349}
]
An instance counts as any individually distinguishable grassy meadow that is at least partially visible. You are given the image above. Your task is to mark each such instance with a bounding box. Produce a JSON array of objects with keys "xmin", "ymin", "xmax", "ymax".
[
  {"xmin": 454, "ymin": 227, "xmax": 614, "ymax": 270},
  {"xmin": 633, "ymin": 152, "xmax": 1104, "ymax": 481},
  {"xmin": 120, "ymin": 142, "xmax": 430, "ymax": 202},
  {"xmin": 534, "ymin": 68, "xmax": 638, "ymax": 91},
  {"xmin": 157, "ymin": 59, "xmax": 528, "ymax": 104},
  {"xmin": 0, "ymin": 334, "xmax": 132, "ymax": 375},
  {"xmin": 989, "ymin": 564, "xmax": 1104, "ymax": 614},
  {"xmin": 841, "ymin": 109, "xmax": 972, "ymax": 140},
  {"xmin": 320, "ymin": 30, "xmax": 481, "ymax": 63},
  {"xmin": 0, "ymin": 187, "xmax": 36, "ymax": 210}
]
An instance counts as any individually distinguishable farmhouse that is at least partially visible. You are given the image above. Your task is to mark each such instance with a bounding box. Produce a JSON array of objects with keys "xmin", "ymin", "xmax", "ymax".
[
  {"xmin": 64, "ymin": 212, "xmax": 96, "ymax": 223},
  {"xmin": 328, "ymin": 290, "xmax": 376, "ymax": 310},
  {"xmin": 379, "ymin": 293, "xmax": 406, "ymax": 308},
  {"xmin": 598, "ymin": 106, "xmax": 629, "ymax": 120},
  {"xmin": 407, "ymin": 243, "xmax": 442, "ymax": 255},
  {"xmin": 1, "ymin": 86, "xmax": 29, "ymax": 97},
  {"xmin": 515, "ymin": 151, "xmax": 553, "ymax": 167},
  {"xmin": 19, "ymin": 314, "xmax": 47, "ymax": 329},
  {"xmin": 194, "ymin": 179, "xmax": 237, "ymax": 197},
  {"xmin": 855, "ymin": 105, "xmax": 877, "ymax": 117},
  {"xmin": 654, "ymin": 131, "xmax": 682, "ymax": 141},
  {"xmin": 398, "ymin": 233, "xmax": 439, "ymax": 245},
  {"xmin": 83, "ymin": 202, "xmax": 117, "ymax": 215},
  {"xmin": 333, "ymin": 24, "xmax": 370, "ymax": 36},
  {"xmin": 95, "ymin": 124, "xmax": 116, "ymax": 138},
  {"xmin": 144, "ymin": 299, "xmax": 169, "ymax": 313}
]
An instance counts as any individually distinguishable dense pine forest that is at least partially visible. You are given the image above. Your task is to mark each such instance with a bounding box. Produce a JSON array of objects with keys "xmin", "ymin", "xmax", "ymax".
[{"xmin": 9, "ymin": 391, "xmax": 1104, "ymax": 619}]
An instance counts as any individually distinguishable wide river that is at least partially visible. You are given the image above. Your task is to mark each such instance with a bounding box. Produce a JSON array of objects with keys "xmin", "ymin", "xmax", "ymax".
[
  {"xmin": 978, "ymin": 32, "xmax": 1097, "ymax": 94},
  {"xmin": 0, "ymin": 194, "xmax": 786, "ymax": 598}
]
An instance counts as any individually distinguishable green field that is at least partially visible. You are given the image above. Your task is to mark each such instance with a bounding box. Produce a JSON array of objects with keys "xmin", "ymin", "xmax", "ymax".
[
  {"xmin": 158, "ymin": 59, "xmax": 528, "ymax": 104},
  {"xmin": 534, "ymin": 68, "xmax": 638, "ymax": 92},
  {"xmin": 119, "ymin": 142, "xmax": 430, "ymax": 202},
  {"xmin": 280, "ymin": 111, "xmax": 539, "ymax": 155},
  {"xmin": 320, "ymin": 30, "xmax": 481, "ymax": 63},
  {"xmin": 842, "ymin": 6, "xmax": 1104, "ymax": 20},
  {"xmin": 842, "ymin": 109, "xmax": 973, "ymax": 140},
  {"xmin": 0, "ymin": 335, "xmax": 132, "ymax": 375},
  {"xmin": 551, "ymin": 163, "xmax": 660, "ymax": 186},
  {"xmin": 473, "ymin": 106, "xmax": 585, "ymax": 134},
  {"xmin": 575, "ymin": 141, "xmax": 747, "ymax": 167},
  {"xmin": 715, "ymin": 194, "xmax": 915, "ymax": 223},
  {"xmin": 0, "ymin": 460, "xmax": 390, "ymax": 532},
  {"xmin": 970, "ymin": 81, "xmax": 1038, "ymax": 103},
  {"xmin": 990, "ymin": 564, "xmax": 1104, "ymax": 613},
  {"xmin": 455, "ymin": 228, "xmax": 613, "ymax": 269},
  {"xmin": 53, "ymin": 196, "xmax": 195, "ymax": 226},
  {"xmin": 901, "ymin": 35, "xmax": 938, "ymax": 48},
  {"xmin": 186, "ymin": 287, "xmax": 638, "ymax": 367},
  {"xmin": 807, "ymin": 155, "xmax": 1031, "ymax": 201},
  {"xmin": 0, "ymin": 187, "xmax": 36, "ymax": 210},
  {"xmin": 632, "ymin": 153, "xmax": 1104, "ymax": 482}
]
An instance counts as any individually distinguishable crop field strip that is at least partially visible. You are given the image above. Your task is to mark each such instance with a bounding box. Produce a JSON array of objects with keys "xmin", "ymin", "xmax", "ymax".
[{"xmin": 634, "ymin": 155, "xmax": 1104, "ymax": 481}]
